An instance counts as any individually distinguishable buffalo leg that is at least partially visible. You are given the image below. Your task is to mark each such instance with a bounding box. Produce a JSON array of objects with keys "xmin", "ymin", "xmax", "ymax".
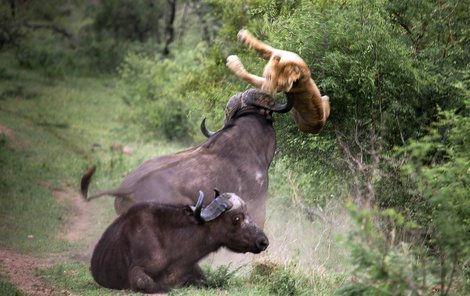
[
  {"xmin": 183, "ymin": 264, "xmax": 205, "ymax": 287},
  {"xmin": 128, "ymin": 266, "xmax": 163, "ymax": 293}
]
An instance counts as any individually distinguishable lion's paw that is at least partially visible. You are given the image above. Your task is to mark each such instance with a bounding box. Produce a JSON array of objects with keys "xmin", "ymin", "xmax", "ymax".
[
  {"xmin": 237, "ymin": 29, "xmax": 252, "ymax": 45},
  {"xmin": 226, "ymin": 55, "xmax": 246, "ymax": 74}
]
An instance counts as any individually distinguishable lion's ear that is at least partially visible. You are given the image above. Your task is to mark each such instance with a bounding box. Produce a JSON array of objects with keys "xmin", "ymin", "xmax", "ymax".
[{"xmin": 287, "ymin": 65, "xmax": 301, "ymax": 80}]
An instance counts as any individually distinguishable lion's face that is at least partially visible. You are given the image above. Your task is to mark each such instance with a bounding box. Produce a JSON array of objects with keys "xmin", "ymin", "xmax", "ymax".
[{"xmin": 262, "ymin": 58, "xmax": 302, "ymax": 94}]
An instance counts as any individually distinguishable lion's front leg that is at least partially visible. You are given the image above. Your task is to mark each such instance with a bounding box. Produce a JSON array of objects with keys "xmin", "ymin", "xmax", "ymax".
[{"xmin": 226, "ymin": 55, "xmax": 265, "ymax": 88}]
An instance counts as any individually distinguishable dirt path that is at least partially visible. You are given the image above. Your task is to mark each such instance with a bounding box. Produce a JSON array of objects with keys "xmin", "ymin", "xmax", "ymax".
[
  {"xmin": 0, "ymin": 183, "xmax": 88, "ymax": 296},
  {"xmin": 0, "ymin": 248, "xmax": 75, "ymax": 296}
]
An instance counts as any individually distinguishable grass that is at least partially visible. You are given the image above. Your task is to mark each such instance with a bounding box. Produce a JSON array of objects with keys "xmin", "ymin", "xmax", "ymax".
[
  {"xmin": 37, "ymin": 260, "xmax": 345, "ymax": 296},
  {"xmin": 0, "ymin": 52, "xmax": 183, "ymax": 254},
  {"xmin": 0, "ymin": 274, "xmax": 27, "ymax": 296},
  {"xmin": 36, "ymin": 261, "xmax": 141, "ymax": 296}
]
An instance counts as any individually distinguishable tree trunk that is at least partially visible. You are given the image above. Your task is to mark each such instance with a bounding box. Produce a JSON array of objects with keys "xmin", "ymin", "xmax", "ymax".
[{"xmin": 162, "ymin": 0, "xmax": 176, "ymax": 56}]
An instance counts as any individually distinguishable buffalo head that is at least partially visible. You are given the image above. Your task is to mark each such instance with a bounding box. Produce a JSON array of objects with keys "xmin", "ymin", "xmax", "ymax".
[
  {"xmin": 201, "ymin": 89, "xmax": 294, "ymax": 137},
  {"xmin": 192, "ymin": 190, "xmax": 269, "ymax": 254}
]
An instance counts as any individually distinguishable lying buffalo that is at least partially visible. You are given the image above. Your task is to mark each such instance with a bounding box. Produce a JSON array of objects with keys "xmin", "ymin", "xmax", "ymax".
[
  {"xmin": 81, "ymin": 88, "xmax": 293, "ymax": 228},
  {"xmin": 91, "ymin": 190, "xmax": 268, "ymax": 293}
]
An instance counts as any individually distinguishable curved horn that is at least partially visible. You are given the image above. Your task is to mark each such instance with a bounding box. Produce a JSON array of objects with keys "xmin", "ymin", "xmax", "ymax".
[
  {"xmin": 243, "ymin": 89, "xmax": 294, "ymax": 113},
  {"xmin": 227, "ymin": 193, "xmax": 245, "ymax": 210},
  {"xmin": 193, "ymin": 191, "xmax": 205, "ymax": 223},
  {"xmin": 200, "ymin": 195, "xmax": 233, "ymax": 222},
  {"xmin": 200, "ymin": 117, "xmax": 216, "ymax": 138},
  {"xmin": 224, "ymin": 92, "xmax": 243, "ymax": 123}
]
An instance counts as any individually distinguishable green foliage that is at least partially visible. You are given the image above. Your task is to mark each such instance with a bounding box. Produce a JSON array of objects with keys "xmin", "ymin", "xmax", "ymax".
[
  {"xmin": 202, "ymin": 264, "xmax": 240, "ymax": 289},
  {"xmin": 93, "ymin": 0, "xmax": 165, "ymax": 42},
  {"xmin": 249, "ymin": 261, "xmax": 344, "ymax": 296},
  {"xmin": 340, "ymin": 203, "xmax": 425, "ymax": 296},
  {"xmin": 386, "ymin": 0, "xmax": 470, "ymax": 67},
  {"xmin": 395, "ymin": 90, "xmax": 470, "ymax": 294},
  {"xmin": 342, "ymin": 91, "xmax": 470, "ymax": 294},
  {"xmin": 15, "ymin": 32, "xmax": 66, "ymax": 77},
  {"xmin": 118, "ymin": 49, "xmax": 209, "ymax": 142},
  {"xmin": 6, "ymin": 1, "xmax": 170, "ymax": 75}
]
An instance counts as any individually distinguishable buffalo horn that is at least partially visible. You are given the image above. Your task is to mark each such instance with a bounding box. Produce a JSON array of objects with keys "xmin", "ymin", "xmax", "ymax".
[
  {"xmin": 243, "ymin": 89, "xmax": 294, "ymax": 113},
  {"xmin": 200, "ymin": 117, "xmax": 216, "ymax": 138},
  {"xmin": 193, "ymin": 191, "xmax": 205, "ymax": 223},
  {"xmin": 200, "ymin": 195, "xmax": 233, "ymax": 222}
]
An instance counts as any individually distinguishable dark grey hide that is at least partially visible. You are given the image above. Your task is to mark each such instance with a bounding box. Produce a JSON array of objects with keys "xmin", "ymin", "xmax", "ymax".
[{"xmin": 81, "ymin": 89, "xmax": 293, "ymax": 228}]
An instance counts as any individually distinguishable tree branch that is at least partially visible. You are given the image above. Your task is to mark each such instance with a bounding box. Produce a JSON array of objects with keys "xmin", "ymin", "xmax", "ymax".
[{"xmin": 25, "ymin": 22, "xmax": 72, "ymax": 39}]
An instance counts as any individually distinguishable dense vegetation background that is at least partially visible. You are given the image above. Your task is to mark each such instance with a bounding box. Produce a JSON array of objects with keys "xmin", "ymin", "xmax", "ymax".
[{"xmin": 1, "ymin": 0, "xmax": 468, "ymax": 295}]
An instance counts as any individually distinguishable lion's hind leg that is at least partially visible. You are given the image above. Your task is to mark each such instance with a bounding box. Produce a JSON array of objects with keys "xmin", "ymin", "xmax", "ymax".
[{"xmin": 237, "ymin": 29, "xmax": 275, "ymax": 60}]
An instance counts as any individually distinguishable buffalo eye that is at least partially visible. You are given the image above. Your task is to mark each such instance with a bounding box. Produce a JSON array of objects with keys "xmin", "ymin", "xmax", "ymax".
[{"xmin": 232, "ymin": 214, "xmax": 244, "ymax": 226}]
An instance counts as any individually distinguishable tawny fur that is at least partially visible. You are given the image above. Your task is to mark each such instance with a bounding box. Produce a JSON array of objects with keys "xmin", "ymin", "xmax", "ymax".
[{"xmin": 226, "ymin": 29, "xmax": 330, "ymax": 133}]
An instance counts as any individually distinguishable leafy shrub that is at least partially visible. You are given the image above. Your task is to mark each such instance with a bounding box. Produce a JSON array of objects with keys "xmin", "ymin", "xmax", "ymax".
[
  {"xmin": 15, "ymin": 28, "xmax": 132, "ymax": 75},
  {"xmin": 118, "ymin": 49, "xmax": 209, "ymax": 142},
  {"xmin": 250, "ymin": 261, "xmax": 313, "ymax": 296},
  {"xmin": 15, "ymin": 34, "xmax": 66, "ymax": 77},
  {"xmin": 396, "ymin": 93, "xmax": 470, "ymax": 294},
  {"xmin": 73, "ymin": 34, "xmax": 131, "ymax": 73},
  {"xmin": 339, "ymin": 204, "xmax": 424, "ymax": 296},
  {"xmin": 202, "ymin": 264, "xmax": 239, "ymax": 289},
  {"xmin": 93, "ymin": 0, "xmax": 165, "ymax": 42}
]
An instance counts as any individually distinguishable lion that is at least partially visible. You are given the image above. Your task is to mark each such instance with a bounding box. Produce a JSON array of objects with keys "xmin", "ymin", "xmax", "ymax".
[{"xmin": 226, "ymin": 29, "xmax": 330, "ymax": 134}]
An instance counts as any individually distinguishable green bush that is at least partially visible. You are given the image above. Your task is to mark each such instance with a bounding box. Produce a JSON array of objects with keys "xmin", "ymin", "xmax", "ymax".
[
  {"xmin": 339, "ymin": 204, "xmax": 425, "ymax": 296},
  {"xmin": 93, "ymin": 0, "xmax": 165, "ymax": 42},
  {"xmin": 396, "ymin": 93, "xmax": 470, "ymax": 294},
  {"xmin": 15, "ymin": 28, "xmax": 132, "ymax": 75},
  {"xmin": 118, "ymin": 50, "xmax": 207, "ymax": 142},
  {"xmin": 202, "ymin": 264, "xmax": 239, "ymax": 289},
  {"xmin": 15, "ymin": 32, "xmax": 67, "ymax": 77},
  {"xmin": 250, "ymin": 261, "xmax": 314, "ymax": 296}
]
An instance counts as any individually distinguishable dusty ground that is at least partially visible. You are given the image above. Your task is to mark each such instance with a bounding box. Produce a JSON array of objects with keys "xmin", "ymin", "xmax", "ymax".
[
  {"xmin": 0, "ymin": 184, "xmax": 85, "ymax": 296},
  {"xmin": 0, "ymin": 248, "xmax": 75, "ymax": 296},
  {"xmin": 0, "ymin": 123, "xmax": 89, "ymax": 295}
]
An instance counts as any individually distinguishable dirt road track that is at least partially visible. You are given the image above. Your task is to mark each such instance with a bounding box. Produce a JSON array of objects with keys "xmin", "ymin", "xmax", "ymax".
[
  {"xmin": 0, "ymin": 184, "xmax": 87, "ymax": 296},
  {"xmin": 0, "ymin": 248, "xmax": 76, "ymax": 296}
]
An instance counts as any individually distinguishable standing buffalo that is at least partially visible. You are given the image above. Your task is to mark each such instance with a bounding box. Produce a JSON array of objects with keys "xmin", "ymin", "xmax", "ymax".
[
  {"xmin": 91, "ymin": 190, "xmax": 268, "ymax": 293},
  {"xmin": 81, "ymin": 88, "xmax": 293, "ymax": 228}
]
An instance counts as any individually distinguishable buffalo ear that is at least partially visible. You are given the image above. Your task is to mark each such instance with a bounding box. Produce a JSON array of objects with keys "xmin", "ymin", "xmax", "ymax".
[
  {"xmin": 200, "ymin": 196, "xmax": 233, "ymax": 222},
  {"xmin": 191, "ymin": 191, "xmax": 205, "ymax": 223},
  {"xmin": 213, "ymin": 188, "xmax": 220, "ymax": 198},
  {"xmin": 184, "ymin": 206, "xmax": 194, "ymax": 216}
]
